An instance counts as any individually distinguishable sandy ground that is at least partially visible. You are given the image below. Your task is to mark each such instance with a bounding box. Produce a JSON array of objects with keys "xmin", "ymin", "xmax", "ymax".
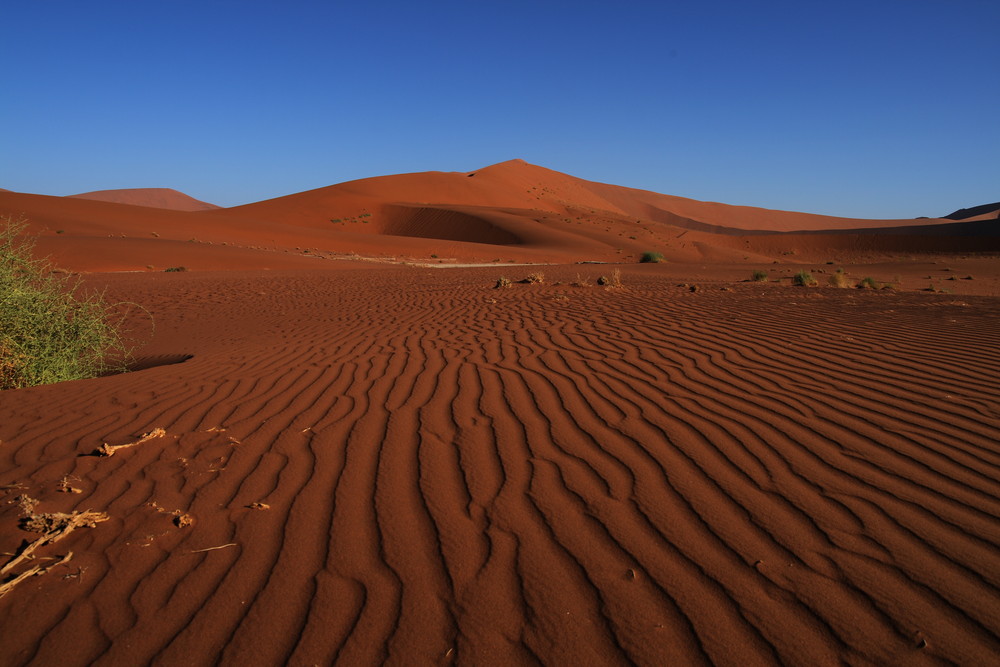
[
  {"xmin": 1, "ymin": 264, "xmax": 998, "ymax": 665},
  {"xmin": 1, "ymin": 162, "xmax": 999, "ymax": 664}
]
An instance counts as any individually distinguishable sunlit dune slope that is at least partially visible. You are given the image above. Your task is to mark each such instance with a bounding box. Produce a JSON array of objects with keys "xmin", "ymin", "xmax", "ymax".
[{"xmin": 68, "ymin": 188, "xmax": 220, "ymax": 211}]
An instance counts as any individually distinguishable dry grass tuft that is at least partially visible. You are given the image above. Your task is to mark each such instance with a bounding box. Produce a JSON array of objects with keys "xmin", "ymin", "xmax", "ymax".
[
  {"xmin": 597, "ymin": 269, "xmax": 623, "ymax": 288},
  {"xmin": 520, "ymin": 272, "xmax": 545, "ymax": 284},
  {"xmin": 494, "ymin": 276, "xmax": 513, "ymax": 289},
  {"xmin": 828, "ymin": 269, "xmax": 851, "ymax": 288}
]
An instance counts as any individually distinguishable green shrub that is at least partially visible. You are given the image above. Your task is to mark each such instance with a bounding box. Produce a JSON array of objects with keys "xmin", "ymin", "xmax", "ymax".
[
  {"xmin": 639, "ymin": 251, "xmax": 665, "ymax": 263},
  {"xmin": 751, "ymin": 270, "xmax": 769, "ymax": 282},
  {"xmin": 0, "ymin": 217, "xmax": 129, "ymax": 389},
  {"xmin": 792, "ymin": 270, "xmax": 818, "ymax": 286},
  {"xmin": 857, "ymin": 277, "xmax": 879, "ymax": 290},
  {"xmin": 164, "ymin": 266, "xmax": 187, "ymax": 272}
]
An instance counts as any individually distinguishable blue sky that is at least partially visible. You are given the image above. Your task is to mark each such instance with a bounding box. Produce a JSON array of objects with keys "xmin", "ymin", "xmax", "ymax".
[{"xmin": 3, "ymin": 0, "xmax": 998, "ymax": 218}]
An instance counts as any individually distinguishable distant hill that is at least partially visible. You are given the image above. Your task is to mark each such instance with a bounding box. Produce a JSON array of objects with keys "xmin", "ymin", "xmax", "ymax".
[
  {"xmin": 942, "ymin": 202, "xmax": 1000, "ymax": 221},
  {"xmin": 67, "ymin": 188, "xmax": 220, "ymax": 211},
  {"xmin": 3, "ymin": 159, "xmax": 998, "ymax": 272}
]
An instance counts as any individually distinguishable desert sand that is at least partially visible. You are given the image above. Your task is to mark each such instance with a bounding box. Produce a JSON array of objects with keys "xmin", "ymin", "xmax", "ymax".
[{"xmin": 1, "ymin": 161, "xmax": 998, "ymax": 665}]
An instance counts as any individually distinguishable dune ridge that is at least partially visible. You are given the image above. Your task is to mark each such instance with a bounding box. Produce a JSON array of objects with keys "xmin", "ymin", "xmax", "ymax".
[
  {"xmin": 1, "ymin": 267, "xmax": 998, "ymax": 664},
  {"xmin": 67, "ymin": 188, "xmax": 220, "ymax": 211},
  {"xmin": 3, "ymin": 160, "xmax": 996, "ymax": 273}
]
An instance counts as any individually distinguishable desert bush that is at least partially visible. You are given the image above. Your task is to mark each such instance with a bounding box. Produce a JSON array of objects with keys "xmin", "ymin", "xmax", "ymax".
[
  {"xmin": 164, "ymin": 266, "xmax": 187, "ymax": 273},
  {"xmin": 639, "ymin": 251, "xmax": 665, "ymax": 263},
  {"xmin": 0, "ymin": 217, "xmax": 129, "ymax": 389},
  {"xmin": 521, "ymin": 272, "xmax": 545, "ymax": 284},
  {"xmin": 857, "ymin": 277, "xmax": 879, "ymax": 290},
  {"xmin": 494, "ymin": 276, "xmax": 513, "ymax": 289},
  {"xmin": 828, "ymin": 269, "xmax": 851, "ymax": 288},
  {"xmin": 792, "ymin": 270, "xmax": 818, "ymax": 286},
  {"xmin": 751, "ymin": 270, "xmax": 769, "ymax": 282}
]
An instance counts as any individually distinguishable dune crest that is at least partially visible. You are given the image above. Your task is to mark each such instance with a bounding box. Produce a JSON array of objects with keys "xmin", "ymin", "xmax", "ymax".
[{"xmin": 68, "ymin": 188, "xmax": 220, "ymax": 211}]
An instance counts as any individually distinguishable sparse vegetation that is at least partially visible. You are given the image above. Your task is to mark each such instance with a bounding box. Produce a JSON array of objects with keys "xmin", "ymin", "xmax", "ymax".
[
  {"xmin": 521, "ymin": 272, "xmax": 545, "ymax": 284},
  {"xmin": 857, "ymin": 277, "xmax": 879, "ymax": 290},
  {"xmin": 597, "ymin": 269, "xmax": 623, "ymax": 288},
  {"xmin": 792, "ymin": 270, "xmax": 818, "ymax": 286},
  {"xmin": 751, "ymin": 270, "xmax": 769, "ymax": 282},
  {"xmin": 828, "ymin": 269, "xmax": 851, "ymax": 288},
  {"xmin": 164, "ymin": 266, "xmax": 187, "ymax": 272},
  {"xmin": 494, "ymin": 276, "xmax": 513, "ymax": 289},
  {"xmin": 0, "ymin": 217, "xmax": 130, "ymax": 390},
  {"xmin": 639, "ymin": 251, "xmax": 665, "ymax": 264}
]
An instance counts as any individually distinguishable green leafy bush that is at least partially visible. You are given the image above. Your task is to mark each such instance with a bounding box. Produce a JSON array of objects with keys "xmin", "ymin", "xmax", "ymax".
[
  {"xmin": 792, "ymin": 270, "xmax": 818, "ymax": 286},
  {"xmin": 639, "ymin": 252, "xmax": 665, "ymax": 263},
  {"xmin": 1, "ymin": 217, "xmax": 128, "ymax": 389},
  {"xmin": 751, "ymin": 270, "xmax": 769, "ymax": 282}
]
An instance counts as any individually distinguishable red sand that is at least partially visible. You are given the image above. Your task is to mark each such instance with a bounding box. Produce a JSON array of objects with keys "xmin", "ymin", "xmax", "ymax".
[
  {"xmin": 1, "ymin": 162, "xmax": 999, "ymax": 664},
  {"xmin": 67, "ymin": 188, "xmax": 220, "ymax": 211}
]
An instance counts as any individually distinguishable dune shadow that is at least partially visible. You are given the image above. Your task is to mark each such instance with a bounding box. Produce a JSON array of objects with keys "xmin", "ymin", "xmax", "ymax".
[{"xmin": 123, "ymin": 354, "xmax": 193, "ymax": 373}]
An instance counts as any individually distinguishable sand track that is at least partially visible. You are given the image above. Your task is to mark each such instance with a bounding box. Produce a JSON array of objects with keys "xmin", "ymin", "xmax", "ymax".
[{"xmin": 1, "ymin": 267, "xmax": 998, "ymax": 665}]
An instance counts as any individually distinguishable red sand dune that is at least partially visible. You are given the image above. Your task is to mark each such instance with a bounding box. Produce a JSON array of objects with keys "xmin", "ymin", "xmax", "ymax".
[
  {"xmin": 68, "ymin": 188, "xmax": 220, "ymax": 211},
  {"xmin": 3, "ymin": 159, "xmax": 997, "ymax": 272},
  {"xmin": 1, "ymin": 162, "xmax": 999, "ymax": 664}
]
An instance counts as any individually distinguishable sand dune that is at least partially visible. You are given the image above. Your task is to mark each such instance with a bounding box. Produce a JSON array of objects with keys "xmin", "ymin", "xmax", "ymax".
[
  {"xmin": 1, "ymin": 162, "xmax": 999, "ymax": 664},
  {"xmin": 3, "ymin": 160, "xmax": 995, "ymax": 272},
  {"xmin": 1, "ymin": 267, "xmax": 998, "ymax": 664},
  {"xmin": 68, "ymin": 188, "xmax": 220, "ymax": 211}
]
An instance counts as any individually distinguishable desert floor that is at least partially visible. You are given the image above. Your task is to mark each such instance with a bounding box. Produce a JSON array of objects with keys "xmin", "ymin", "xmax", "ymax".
[{"xmin": 1, "ymin": 262, "xmax": 999, "ymax": 665}]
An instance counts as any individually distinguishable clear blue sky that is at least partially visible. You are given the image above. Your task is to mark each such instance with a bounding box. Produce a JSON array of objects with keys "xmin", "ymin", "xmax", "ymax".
[{"xmin": 3, "ymin": 0, "xmax": 998, "ymax": 219}]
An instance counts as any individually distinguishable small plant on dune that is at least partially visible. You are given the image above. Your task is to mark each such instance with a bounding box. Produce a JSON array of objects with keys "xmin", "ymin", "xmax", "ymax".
[
  {"xmin": 639, "ymin": 251, "xmax": 665, "ymax": 264},
  {"xmin": 597, "ymin": 269, "xmax": 623, "ymax": 288},
  {"xmin": 751, "ymin": 269, "xmax": 769, "ymax": 282},
  {"xmin": 828, "ymin": 269, "xmax": 851, "ymax": 288},
  {"xmin": 0, "ymin": 217, "xmax": 130, "ymax": 390},
  {"xmin": 521, "ymin": 272, "xmax": 545, "ymax": 284},
  {"xmin": 164, "ymin": 266, "xmax": 187, "ymax": 273},
  {"xmin": 792, "ymin": 270, "xmax": 818, "ymax": 287},
  {"xmin": 494, "ymin": 276, "xmax": 513, "ymax": 289},
  {"xmin": 857, "ymin": 276, "xmax": 879, "ymax": 290}
]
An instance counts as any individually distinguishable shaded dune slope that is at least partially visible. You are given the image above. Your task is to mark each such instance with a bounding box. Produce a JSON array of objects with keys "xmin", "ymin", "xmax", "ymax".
[
  {"xmin": 942, "ymin": 202, "xmax": 1000, "ymax": 221},
  {"xmin": 1, "ymin": 268, "xmax": 998, "ymax": 664}
]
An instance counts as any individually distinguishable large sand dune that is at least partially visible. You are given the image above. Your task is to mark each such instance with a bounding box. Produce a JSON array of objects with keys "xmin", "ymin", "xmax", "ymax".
[
  {"xmin": 3, "ymin": 160, "xmax": 996, "ymax": 272},
  {"xmin": 1, "ymin": 163, "xmax": 999, "ymax": 664},
  {"xmin": 68, "ymin": 188, "xmax": 220, "ymax": 211}
]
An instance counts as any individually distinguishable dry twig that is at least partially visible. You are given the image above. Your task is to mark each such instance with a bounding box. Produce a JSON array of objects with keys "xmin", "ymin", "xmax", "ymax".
[{"xmin": 96, "ymin": 428, "xmax": 166, "ymax": 457}]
